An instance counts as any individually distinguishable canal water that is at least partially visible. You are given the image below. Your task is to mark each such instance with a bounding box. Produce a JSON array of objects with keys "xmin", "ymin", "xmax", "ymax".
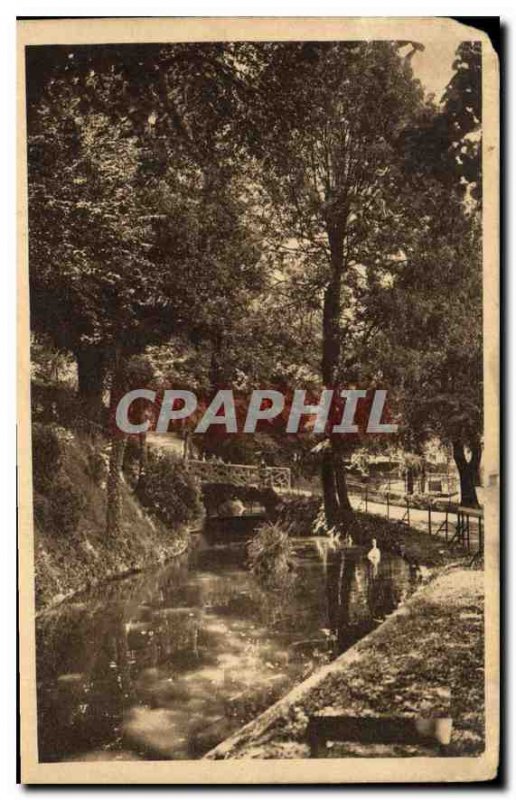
[{"xmin": 36, "ymin": 537, "xmax": 417, "ymax": 762}]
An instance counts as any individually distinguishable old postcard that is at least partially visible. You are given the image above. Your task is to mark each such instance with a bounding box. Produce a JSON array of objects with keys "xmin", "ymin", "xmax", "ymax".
[{"xmin": 17, "ymin": 17, "xmax": 500, "ymax": 784}]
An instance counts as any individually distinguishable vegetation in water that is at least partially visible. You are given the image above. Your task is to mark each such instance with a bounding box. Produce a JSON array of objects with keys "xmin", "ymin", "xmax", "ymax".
[{"xmin": 248, "ymin": 523, "xmax": 297, "ymax": 587}]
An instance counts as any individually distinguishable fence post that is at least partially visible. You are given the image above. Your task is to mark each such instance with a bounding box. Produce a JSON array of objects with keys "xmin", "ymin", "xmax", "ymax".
[
  {"xmin": 428, "ymin": 505, "xmax": 432, "ymax": 536},
  {"xmin": 445, "ymin": 507, "xmax": 449, "ymax": 542},
  {"xmin": 365, "ymin": 485, "xmax": 368, "ymax": 513},
  {"xmin": 406, "ymin": 497, "xmax": 410, "ymax": 527}
]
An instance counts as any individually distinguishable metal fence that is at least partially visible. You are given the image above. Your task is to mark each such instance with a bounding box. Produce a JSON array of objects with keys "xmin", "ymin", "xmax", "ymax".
[
  {"xmin": 350, "ymin": 471, "xmax": 459, "ymax": 498},
  {"xmin": 348, "ymin": 481, "xmax": 484, "ymax": 561}
]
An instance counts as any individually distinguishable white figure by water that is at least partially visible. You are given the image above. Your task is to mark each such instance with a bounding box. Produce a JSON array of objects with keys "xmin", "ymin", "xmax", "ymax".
[{"xmin": 367, "ymin": 538, "xmax": 381, "ymax": 576}]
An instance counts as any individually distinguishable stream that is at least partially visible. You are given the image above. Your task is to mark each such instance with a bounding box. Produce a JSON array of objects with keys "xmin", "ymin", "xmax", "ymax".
[{"xmin": 36, "ymin": 535, "xmax": 418, "ymax": 762}]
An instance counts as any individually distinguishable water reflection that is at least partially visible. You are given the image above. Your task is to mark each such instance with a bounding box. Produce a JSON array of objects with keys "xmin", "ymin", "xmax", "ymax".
[
  {"xmin": 325, "ymin": 548, "xmax": 411, "ymax": 653},
  {"xmin": 36, "ymin": 538, "xmax": 416, "ymax": 762}
]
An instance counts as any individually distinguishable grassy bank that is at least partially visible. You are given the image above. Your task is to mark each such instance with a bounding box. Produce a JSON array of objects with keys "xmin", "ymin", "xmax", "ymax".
[
  {"xmin": 33, "ymin": 427, "xmax": 192, "ymax": 611},
  {"xmin": 206, "ymin": 566, "xmax": 484, "ymax": 760}
]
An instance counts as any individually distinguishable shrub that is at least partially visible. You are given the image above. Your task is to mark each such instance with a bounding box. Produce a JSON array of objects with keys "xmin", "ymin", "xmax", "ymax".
[
  {"xmin": 31, "ymin": 422, "xmax": 85, "ymax": 536},
  {"xmin": 47, "ymin": 476, "xmax": 85, "ymax": 535},
  {"xmin": 34, "ymin": 477, "xmax": 85, "ymax": 536},
  {"xmin": 86, "ymin": 447, "xmax": 108, "ymax": 485},
  {"xmin": 276, "ymin": 496, "xmax": 321, "ymax": 535},
  {"xmin": 248, "ymin": 522, "xmax": 296, "ymax": 586},
  {"xmin": 31, "ymin": 423, "xmax": 63, "ymax": 492},
  {"xmin": 136, "ymin": 450, "xmax": 202, "ymax": 528},
  {"xmin": 122, "ymin": 435, "xmax": 145, "ymax": 488},
  {"xmin": 31, "ymin": 382, "xmax": 101, "ymax": 432}
]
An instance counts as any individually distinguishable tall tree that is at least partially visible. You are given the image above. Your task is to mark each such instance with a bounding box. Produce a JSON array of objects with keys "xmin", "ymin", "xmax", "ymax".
[
  {"xmin": 27, "ymin": 52, "xmax": 178, "ymax": 418},
  {"xmin": 372, "ymin": 40, "xmax": 484, "ymax": 506},
  {"xmin": 361, "ymin": 192, "xmax": 482, "ymax": 506},
  {"xmin": 26, "ymin": 43, "xmax": 265, "ymax": 535},
  {"xmin": 26, "ymin": 44, "xmax": 263, "ymax": 414},
  {"xmin": 240, "ymin": 41, "xmax": 425, "ymax": 523}
]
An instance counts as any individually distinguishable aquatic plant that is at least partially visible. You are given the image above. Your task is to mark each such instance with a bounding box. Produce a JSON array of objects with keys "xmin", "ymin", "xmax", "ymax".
[{"xmin": 248, "ymin": 522, "xmax": 297, "ymax": 587}]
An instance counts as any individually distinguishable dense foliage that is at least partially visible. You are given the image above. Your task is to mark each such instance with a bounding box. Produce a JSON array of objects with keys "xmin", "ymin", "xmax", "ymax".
[
  {"xmin": 26, "ymin": 38, "xmax": 484, "ymax": 532},
  {"xmin": 134, "ymin": 448, "xmax": 202, "ymax": 528},
  {"xmin": 32, "ymin": 424, "xmax": 85, "ymax": 535}
]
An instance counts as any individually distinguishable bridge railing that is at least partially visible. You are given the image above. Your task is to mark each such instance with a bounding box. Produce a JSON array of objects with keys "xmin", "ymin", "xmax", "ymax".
[{"xmin": 185, "ymin": 460, "xmax": 291, "ymax": 491}]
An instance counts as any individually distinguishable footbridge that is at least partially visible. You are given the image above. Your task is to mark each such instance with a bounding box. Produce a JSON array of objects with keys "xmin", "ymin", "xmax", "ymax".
[{"xmin": 185, "ymin": 459, "xmax": 292, "ymax": 493}]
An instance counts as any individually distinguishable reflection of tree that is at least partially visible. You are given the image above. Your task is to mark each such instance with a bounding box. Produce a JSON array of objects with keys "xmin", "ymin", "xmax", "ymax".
[
  {"xmin": 37, "ymin": 550, "xmax": 414, "ymax": 762},
  {"xmin": 36, "ymin": 559, "xmax": 193, "ymax": 761},
  {"xmin": 36, "ymin": 602, "xmax": 134, "ymax": 760},
  {"xmin": 253, "ymin": 578, "xmax": 297, "ymax": 629},
  {"xmin": 326, "ymin": 553, "xmax": 414, "ymax": 657},
  {"xmin": 367, "ymin": 557, "xmax": 407, "ymax": 621},
  {"xmin": 327, "ymin": 553, "xmax": 374, "ymax": 654}
]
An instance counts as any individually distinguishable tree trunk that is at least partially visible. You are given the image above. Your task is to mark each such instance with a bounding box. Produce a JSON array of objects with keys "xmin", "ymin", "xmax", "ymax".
[
  {"xmin": 406, "ymin": 468, "xmax": 414, "ymax": 495},
  {"xmin": 453, "ymin": 440, "xmax": 481, "ymax": 508},
  {"xmin": 321, "ymin": 449, "xmax": 340, "ymax": 529},
  {"xmin": 106, "ymin": 353, "xmax": 128, "ymax": 537},
  {"xmin": 320, "ymin": 229, "xmax": 346, "ymax": 526},
  {"xmin": 334, "ymin": 452, "xmax": 352, "ymax": 511},
  {"xmin": 182, "ymin": 430, "xmax": 192, "ymax": 462},
  {"xmin": 106, "ymin": 435, "xmax": 127, "ymax": 537},
  {"xmin": 321, "ymin": 270, "xmax": 342, "ymax": 388},
  {"xmin": 419, "ymin": 462, "xmax": 426, "ymax": 494},
  {"xmin": 137, "ymin": 432, "xmax": 148, "ymax": 487},
  {"xmin": 76, "ymin": 346, "xmax": 107, "ymax": 421}
]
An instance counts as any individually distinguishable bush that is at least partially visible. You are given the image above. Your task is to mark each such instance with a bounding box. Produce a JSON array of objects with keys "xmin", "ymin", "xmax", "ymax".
[
  {"xmin": 248, "ymin": 522, "xmax": 296, "ymax": 586},
  {"xmin": 47, "ymin": 476, "xmax": 85, "ymax": 535},
  {"xmin": 86, "ymin": 447, "xmax": 108, "ymax": 485},
  {"xmin": 31, "ymin": 382, "xmax": 103, "ymax": 433},
  {"xmin": 31, "ymin": 423, "xmax": 63, "ymax": 492},
  {"xmin": 136, "ymin": 450, "xmax": 202, "ymax": 527},
  {"xmin": 34, "ymin": 477, "xmax": 85, "ymax": 536},
  {"xmin": 122, "ymin": 435, "xmax": 145, "ymax": 488},
  {"xmin": 276, "ymin": 496, "xmax": 321, "ymax": 535}
]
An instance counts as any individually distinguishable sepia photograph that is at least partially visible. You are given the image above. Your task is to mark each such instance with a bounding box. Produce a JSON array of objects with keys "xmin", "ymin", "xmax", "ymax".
[{"xmin": 17, "ymin": 16, "xmax": 500, "ymax": 784}]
